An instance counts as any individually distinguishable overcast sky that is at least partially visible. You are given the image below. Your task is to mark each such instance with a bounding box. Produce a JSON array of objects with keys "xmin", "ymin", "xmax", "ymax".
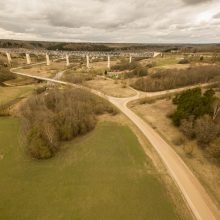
[{"xmin": 0, "ymin": 0, "xmax": 220, "ymax": 43}]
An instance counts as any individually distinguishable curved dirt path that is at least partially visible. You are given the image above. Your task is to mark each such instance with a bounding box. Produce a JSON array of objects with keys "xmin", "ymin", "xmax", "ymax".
[
  {"xmin": 108, "ymin": 94, "xmax": 220, "ymax": 220},
  {"xmin": 10, "ymin": 63, "xmax": 220, "ymax": 220}
]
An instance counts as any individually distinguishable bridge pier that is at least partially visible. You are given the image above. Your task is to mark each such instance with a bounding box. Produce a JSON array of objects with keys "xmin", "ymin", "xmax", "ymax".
[
  {"xmin": 153, "ymin": 52, "xmax": 161, "ymax": 58},
  {"xmin": 86, "ymin": 55, "xmax": 90, "ymax": 68},
  {"xmin": 107, "ymin": 55, "xmax": 111, "ymax": 69},
  {"xmin": 129, "ymin": 55, "xmax": 132, "ymax": 63},
  {"xmin": 66, "ymin": 54, "xmax": 70, "ymax": 66},
  {"xmin": 6, "ymin": 52, "xmax": 12, "ymax": 64},
  {"xmin": 26, "ymin": 53, "xmax": 31, "ymax": 65},
  {"xmin": 46, "ymin": 54, "xmax": 50, "ymax": 66}
]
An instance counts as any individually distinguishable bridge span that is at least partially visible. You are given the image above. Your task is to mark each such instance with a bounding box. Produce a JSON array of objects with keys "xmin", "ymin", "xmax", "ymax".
[{"xmin": 0, "ymin": 48, "xmax": 162, "ymax": 68}]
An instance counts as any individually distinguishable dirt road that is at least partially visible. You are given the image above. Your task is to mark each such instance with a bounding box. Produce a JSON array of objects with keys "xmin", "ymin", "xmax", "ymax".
[{"xmin": 108, "ymin": 94, "xmax": 220, "ymax": 220}]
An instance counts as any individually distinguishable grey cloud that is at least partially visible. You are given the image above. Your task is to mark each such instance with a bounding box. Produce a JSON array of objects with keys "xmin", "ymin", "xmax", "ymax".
[
  {"xmin": 44, "ymin": 0, "xmax": 149, "ymax": 30},
  {"xmin": 213, "ymin": 12, "xmax": 220, "ymax": 18},
  {"xmin": 182, "ymin": 0, "xmax": 212, "ymax": 5},
  {"xmin": 0, "ymin": 0, "xmax": 219, "ymax": 43}
]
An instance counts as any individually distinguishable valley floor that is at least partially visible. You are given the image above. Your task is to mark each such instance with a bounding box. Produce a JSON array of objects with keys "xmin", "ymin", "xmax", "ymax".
[{"xmin": 0, "ymin": 117, "xmax": 184, "ymax": 220}]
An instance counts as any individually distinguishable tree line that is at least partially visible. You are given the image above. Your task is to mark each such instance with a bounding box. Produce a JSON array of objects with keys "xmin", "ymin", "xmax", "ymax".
[{"xmin": 131, "ymin": 66, "xmax": 220, "ymax": 92}]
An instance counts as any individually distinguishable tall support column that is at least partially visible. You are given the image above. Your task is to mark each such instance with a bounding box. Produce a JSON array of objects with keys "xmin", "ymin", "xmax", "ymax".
[
  {"xmin": 66, "ymin": 54, "xmax": 70, "ymax": 66},
  {"xmin": 153, "ymin": 52, "xmax": 161, "ymax": 58},
  {"xmin": 26, "ymin": 53, "xmax": 31, "ymax": 65},
  {"xmin": 107, "ymin": 55, "xmax": 111, "ymax": 69},
  {"xmin": 86, "ymin": 55, "xmax": 90, "ymax": 68},
  {"xmin": 6, "ymin": 52, "xmax": 12, "ymax": 64},
  {"xmin": 129, "ymin": 55, "xmax": 132, "ymax": 63},
  {"xmin": 46, "ymin": 54, "xmax": 50, "ymax": 66}
]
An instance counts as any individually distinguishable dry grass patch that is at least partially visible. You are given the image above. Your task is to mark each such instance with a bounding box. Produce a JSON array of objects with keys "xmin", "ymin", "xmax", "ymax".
[
  {"xmin": 0, "ymin": 85, "xmax": 35, "ymax": 106},
  {"xmin": 19, "ymin": 61, "xmax": 67, "ymax": 78},
  {"xmin": 89, "ymin": 60, "xmax": 118, "ymax": 70},
  {"xmin": 130, "ymin": 98, "xmax": 220, "ymax": 208},
  {"xmin": 84, "ymin": 77, "xmax": 136, "ymax": 97}
]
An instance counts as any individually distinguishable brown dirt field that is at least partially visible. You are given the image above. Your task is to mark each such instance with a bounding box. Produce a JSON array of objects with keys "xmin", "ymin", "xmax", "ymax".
[
  {"xmin": 84, "ymin": 77, "xmax": 136, "ymax": 97},
  {"xmin": 130, "ymin": 98, "xmax": 220, "ymax": 209}
]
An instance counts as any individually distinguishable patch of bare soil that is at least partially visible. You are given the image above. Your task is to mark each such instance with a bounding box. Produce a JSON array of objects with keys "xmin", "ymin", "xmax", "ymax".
[
  {"xmin": 131, "ymin": 98, "xmax": 220, "ymax": 209},
  {"xmin": 98, "ymin": 113, "xmax": 193, "ymax": 220},
  {"xmin": 0, "ymin": 154, "xmax": 3, "ymax": 160},
  {"xmin": 84, "ymin": 78, "xmax": 136, "ymax": 97}
]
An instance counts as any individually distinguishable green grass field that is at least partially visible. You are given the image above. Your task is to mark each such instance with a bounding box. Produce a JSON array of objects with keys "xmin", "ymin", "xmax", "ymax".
[
  {"xmin": 0, "ymin": 117, "xmax": 179, "ymax": 220},
  {"xmin": 0, "ymin": 85, "xmax": 34, "ymax": 105}
]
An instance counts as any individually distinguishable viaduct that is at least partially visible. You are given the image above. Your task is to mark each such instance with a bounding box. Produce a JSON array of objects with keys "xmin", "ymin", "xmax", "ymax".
[{"xmin": 0, "ymin": 48, "xmax": 162, "ymax": 69}]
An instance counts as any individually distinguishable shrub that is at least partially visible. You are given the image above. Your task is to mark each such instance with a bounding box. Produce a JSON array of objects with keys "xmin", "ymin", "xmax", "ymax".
[
  {"xmin": 35, "ymin": 86, "xmax": 47, "ymax": 94},
  {"xmin": 112, "ymin": 60, "xmax": 139, "ymax": 71},
  {"xmin": 208, "ymin": 138, "xmax": 220, "ymax": 159},
  {"xmin": 0, "ymin": 67, "xmax": 16, "ymax": 83},
  {"xmin": 172, "ymin": 136, "xmax": 186, "ymax": 146},
  {"xmin": 63, "ymin": 72, "xmax": 93, "ymax": 84},
  {"xmin": 27, "ymin": 126, "xmax": 56, "ymax": 159},
  {"xmin": 131, "ymin": 66, "xmax": 148, "ymax": 77},
  {"xmin": 178, "ymin": 59, "xmax": 190, "ymax": 64},
  {"xmin": 183, "ymin": 144, "xmax": 194, "ymax": 156},
  {"xmin": 0, "ymin": 108, "xmax": 10, "ymax": 117},
  {"xmin": 194, "ymin": 115, "xmax": 218, "ymax": 146},
  {"xmin": 179, "ymin": 116, "xmax": 195, "ymax": 139},
  {"xmin": 121, "ymin": 80, "xmax": 127, "ymax": 88},
  {"xmin": 21, "ymin": 88, "xmax": 117, "ymax": 159},
  {"xmin": 139, "ymin": 97, "xmax": 156, "ymax": 104}
]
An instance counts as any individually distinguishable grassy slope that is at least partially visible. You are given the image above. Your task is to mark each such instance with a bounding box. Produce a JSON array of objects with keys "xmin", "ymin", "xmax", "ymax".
[
  {"xmin": 0, "ymin": 117, "xmax": 179, "ymax": 220},
  {"xmin": 0, "ymin": 85, "xmax": 34, "ymax": 105},
  {"xmin": 155, "ymin": 57, "xmax": 178, "ymax": 67}
]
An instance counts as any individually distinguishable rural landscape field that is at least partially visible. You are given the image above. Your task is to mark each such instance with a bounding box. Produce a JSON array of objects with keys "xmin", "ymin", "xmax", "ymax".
[{"xmin": 1, "ymin": 0, "xmax": 220, "ymax": 220}]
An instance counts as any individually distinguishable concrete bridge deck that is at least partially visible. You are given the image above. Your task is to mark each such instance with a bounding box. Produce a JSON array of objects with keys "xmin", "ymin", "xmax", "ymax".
[{"xmin": 0, "ymin": 48, "xmax": 159, "ymax": 58}]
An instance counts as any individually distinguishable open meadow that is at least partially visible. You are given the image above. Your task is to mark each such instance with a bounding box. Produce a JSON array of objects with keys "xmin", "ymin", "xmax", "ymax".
[{"xmin": 0, "ymin": 117, "xmax": 182, "ymax": 220}]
